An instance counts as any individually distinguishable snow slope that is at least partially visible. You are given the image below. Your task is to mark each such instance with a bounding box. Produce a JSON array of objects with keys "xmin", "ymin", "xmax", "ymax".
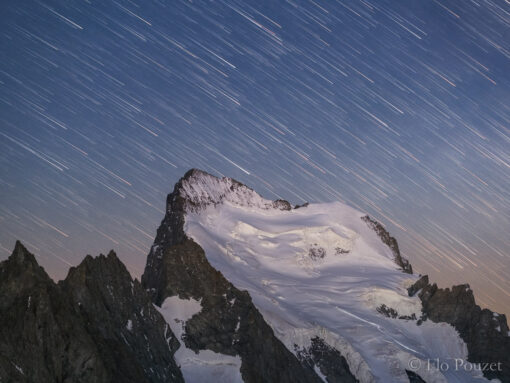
[{"xmin": 181, "ymin": 173, "xmax": 492, "ymax": 382}]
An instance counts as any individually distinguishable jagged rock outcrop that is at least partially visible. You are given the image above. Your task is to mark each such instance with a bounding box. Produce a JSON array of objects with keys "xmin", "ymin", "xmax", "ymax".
[
  {"xmin": 409, "ymin": 276, "xmax": 510, "ymax": 382},
  {"xmin": 0, "ymin": 241, "xmax": 103, "ymax": 382},
  {"xmin": 62, "ymin": 251, "xmax": 183, "ymax": 383},
  {"xmin": 361, "ymin": 215, "xmax": 413, "ymax": 274},
  {"xmin": 376, "ymin": 304, "xmax": 416, "ymax": 320},
  {"xmin": 405, "ymin": 369, "xmax": 427, "ymax": 383},
  {"xmin": 295, "ymin": 337, "xmax": 358, "ymax": 383},
  {"xmin": 407, "ymin": 275, "xmax": 429, "ymax": 297},
  {"xmin": 294, "ymin": 202, "xmax": 309, "ymax": 209},
  {"xmin": 142, "ymin": 169, "xmax": 339, "ymax": 383},
  {"xmin": 0, "ymin": 242, "xmax": 183, "ymax": 383}
]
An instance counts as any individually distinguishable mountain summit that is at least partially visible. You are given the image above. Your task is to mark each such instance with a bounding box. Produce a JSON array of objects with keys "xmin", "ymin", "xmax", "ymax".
[
  {"xmin": 173, "ymin": 168, "xmax": 292, "ymax": 212},
  {"xmin": 1, "ymin": 169, "xmax": 509, "ymax": 382}
]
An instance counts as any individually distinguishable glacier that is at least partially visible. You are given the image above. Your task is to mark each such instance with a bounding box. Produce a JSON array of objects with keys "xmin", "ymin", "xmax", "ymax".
[{"xmin": 178, "ymin": 170, "xmax": 492, "ymax": 383}]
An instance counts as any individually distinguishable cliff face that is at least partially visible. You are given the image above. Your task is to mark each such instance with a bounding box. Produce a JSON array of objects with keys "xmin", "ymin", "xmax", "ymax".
[
  {"xmin": 61, "ymin": 251, "xmax": 183, "ymax": 383},
  {"xmin": 0, "ymin": 242, "xmax": 183, "ymax": 383},
  {"xmin": 0, "ymin": 241, "xmax": 104, "ymax": 383},
  {"xmin": 409, "ymin": 275, "xmax": 510, "ymax": 382},
  {"xmin": 361, "ymin": 215, "xmax": 413, "ymax": 274}
]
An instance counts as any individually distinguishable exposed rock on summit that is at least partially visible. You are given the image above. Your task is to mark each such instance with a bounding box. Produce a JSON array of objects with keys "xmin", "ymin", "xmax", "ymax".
[{"xmin": 175, "ymin": 168, "xmax": 293, "ymax": 213}]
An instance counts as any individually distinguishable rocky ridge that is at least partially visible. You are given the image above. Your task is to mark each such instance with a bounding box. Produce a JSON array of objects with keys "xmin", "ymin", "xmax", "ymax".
[
  {"xmin": 0, "ymin": 242, "xmax": 183, "ymax": 383},
  {"xmin": 1, "ymin": 168, "xmax": 509, "ymax": 383},
  {"xmin": 360, "ymin": 215, "xmax": 413, "ymax": 274},
  {"xmin": 409, "ymin": 275, "xmax": 510, "ymax": 382}
]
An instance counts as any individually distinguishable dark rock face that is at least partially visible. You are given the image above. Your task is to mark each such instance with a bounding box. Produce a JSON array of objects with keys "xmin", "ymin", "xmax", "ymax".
[
  {"xmin": 309, "ymin": 245, "xmax": 327, "ymax": 260},
  {"xmin": 0, "ymin": 241, "xmax": 104, "ymax": 383},
  {"xmin": 361, "ymin": 215, "xmax": 413, "ymax": 274},
  {"xmin": 407, "ymin": 275, "xmax": 429, "ymax": 297},
  {"xmin": 376, "ymin": 304, "xmax": 416, "ymax": 320},
  {"xmin": 377, "ymin": 304, "xmax": 399, "ymax": 318},
  {"xmin": 409, "ymin": 277, "xmax": 510, "ymax": 382},
  {"xmin": 62, "ymin": 251, "xmax": 183, "ymax": 383},
  {"xmin": 295, "ymin": 337, "xmax": 358, "ymax": 383},
  {"xmin": 273, "ymin": 199, "xmax": 292, "ymax": 211},
  {"xmin": 405, "ymin": 369, "xmax": 427, "ymax": 383},
  {"xmin": 142, "ymin": 169, "xmax": 329, "ymax": 383},
  {"xmin": 0, "ymin": 241, "xmax": 183, "ymax": 383},
  {"xmin": 294, "ymin": 202, "xmax": 309, "ymax": 209}
]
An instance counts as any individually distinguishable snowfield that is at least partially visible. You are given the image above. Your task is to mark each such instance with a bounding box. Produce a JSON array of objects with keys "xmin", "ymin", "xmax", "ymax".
[{"xmin": 178, "ymin": 176, "xmax": 493, "ymax": 382}]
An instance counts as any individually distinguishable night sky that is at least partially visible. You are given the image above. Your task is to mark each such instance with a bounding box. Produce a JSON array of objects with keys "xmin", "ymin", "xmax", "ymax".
[{"xmin": 1, "ymin": 0, "xmax": 509, "ymax": 315}]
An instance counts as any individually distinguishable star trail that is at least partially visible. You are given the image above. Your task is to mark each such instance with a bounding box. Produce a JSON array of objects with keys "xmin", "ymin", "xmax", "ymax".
[{"xmin": 0, "ymin": 0, "xmax": 509, "ymax": 315}]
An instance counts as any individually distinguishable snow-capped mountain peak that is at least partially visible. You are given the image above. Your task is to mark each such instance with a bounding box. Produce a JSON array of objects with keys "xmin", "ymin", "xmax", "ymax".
[
  {"xmin": 173, "ymin": 168, "xmax": 291, "ymax": 212},
  {"xmin": 5, "ymin": 170, "xmax": 507, "ymax": 383},
  {"xmin": 151, "ymin": 169, "xmax": 508, "ymax": 383}
]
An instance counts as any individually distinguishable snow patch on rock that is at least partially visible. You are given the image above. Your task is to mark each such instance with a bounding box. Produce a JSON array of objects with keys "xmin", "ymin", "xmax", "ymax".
[
  {"xmin": 363, "ymin": 287, "xmax": 422, "ymax": 318},
  {"xmin": 156, "ymin": 296, "xmax": 243, "ymax": 383}
]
